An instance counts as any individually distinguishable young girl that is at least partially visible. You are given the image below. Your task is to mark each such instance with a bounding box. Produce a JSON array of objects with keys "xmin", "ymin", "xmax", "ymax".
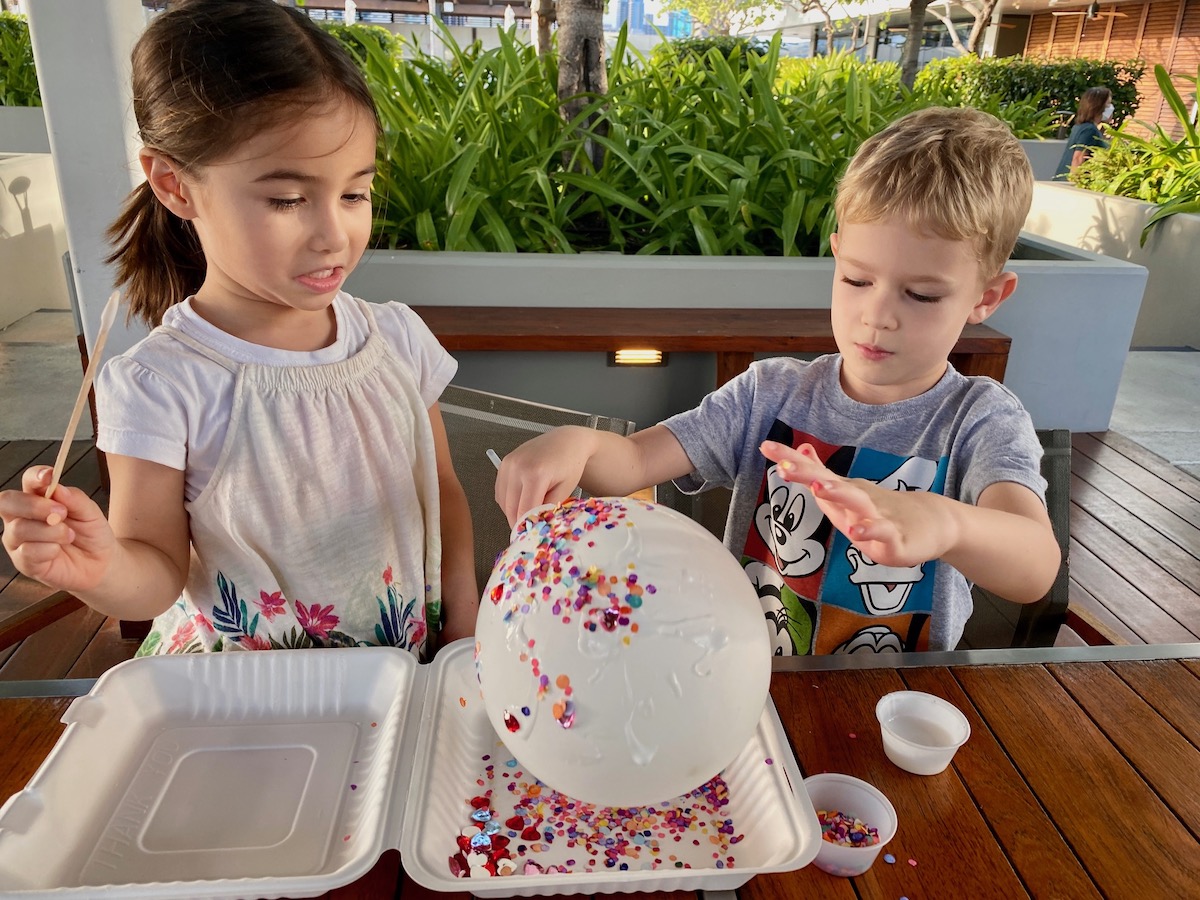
[{"xmin": 0, "ymin": 0, "xmax": 478, "ymax": 657}]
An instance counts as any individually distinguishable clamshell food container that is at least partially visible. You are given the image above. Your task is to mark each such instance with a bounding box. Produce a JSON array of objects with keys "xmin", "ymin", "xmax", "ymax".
[{"xmin": 0, "ymin": 642, "xmax": 820, "ymax": 898}]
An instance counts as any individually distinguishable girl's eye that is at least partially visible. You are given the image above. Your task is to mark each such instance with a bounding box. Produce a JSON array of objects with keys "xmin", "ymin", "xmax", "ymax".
[
  {"xmin": 907, "ymin": 291, "xmax": 941, "ymax": 304},
  {"xmin": 268, "ymin": 197, "xmax": 302, "ymax": 210},
  {"xmin": 344, "ymin": 192, "xmax": 370, "ymax": 204},
  {"xmin": 841, "ymin": 277, "xmax": 868, "ymax": 287}
]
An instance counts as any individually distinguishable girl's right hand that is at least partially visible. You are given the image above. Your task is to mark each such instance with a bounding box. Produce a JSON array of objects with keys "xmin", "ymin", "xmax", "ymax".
[{"xmin": 0, "ymin": 466, "xmax": 116, "ymax": 593}]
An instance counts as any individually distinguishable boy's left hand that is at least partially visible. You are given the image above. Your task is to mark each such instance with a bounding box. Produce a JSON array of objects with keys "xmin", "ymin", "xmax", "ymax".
[{"xmin": 760, "ymin": 440, "xmax": 958, "ymax": 569}]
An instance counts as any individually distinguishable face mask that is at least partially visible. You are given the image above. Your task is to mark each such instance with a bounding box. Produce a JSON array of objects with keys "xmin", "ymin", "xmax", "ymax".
[{"xmin": 1102, "ymin": 104, "xmax": 1114, "ymax": 121}]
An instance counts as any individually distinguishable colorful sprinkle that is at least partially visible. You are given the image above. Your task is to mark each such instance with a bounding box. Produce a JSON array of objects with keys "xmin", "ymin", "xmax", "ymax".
[
  {"xmin": 816, "ymin": 809, "xmax": 880, "ymax": 847},
  {"xmin": 884, "ymin": 853, "xmax": 896, "ymax": 864},
  {"xmin": 908, "ymin": 857, "xmax": 918, "ymax": 866}
]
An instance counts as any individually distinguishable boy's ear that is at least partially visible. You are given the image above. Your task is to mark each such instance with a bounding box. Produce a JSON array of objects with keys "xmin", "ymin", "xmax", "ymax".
[
  {"xmin": 967, "ymin": 271, "xmax": 1018, "ymax": 324},
  {"xmin": 829, "ymin": 231, "xmax": 839, "ymax": 256},
  {"xmin": 139, "ymin": 149, "xmax": 198, "ymax": 221}
]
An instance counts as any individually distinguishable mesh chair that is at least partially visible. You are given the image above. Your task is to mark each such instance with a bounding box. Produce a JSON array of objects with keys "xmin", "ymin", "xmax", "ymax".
[
  {"xmin": 962, "ymin": 429, "xmax": 1072, "ymax": 648},
  {"xmin": 439, "ymin": 385, "xmax": 637, "ymax": 593}
]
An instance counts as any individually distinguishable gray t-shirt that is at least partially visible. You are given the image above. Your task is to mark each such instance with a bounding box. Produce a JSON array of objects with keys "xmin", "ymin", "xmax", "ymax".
[{"xmin": 662, "ymin": 354, "xmax": 1046, "ymax": 655}]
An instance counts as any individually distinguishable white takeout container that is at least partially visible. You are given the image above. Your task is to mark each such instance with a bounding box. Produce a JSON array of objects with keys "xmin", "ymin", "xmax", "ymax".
[
  {"xmin": 875, "ymin": 690, "xmax": 971, "ymax": 776},
  {"xmin": 803, "ymin": 773, "xmax": 897, "ymax": 877},
  {"xmin": 0, "ymin": 642, "xmax": 821, "ymax": 898}
]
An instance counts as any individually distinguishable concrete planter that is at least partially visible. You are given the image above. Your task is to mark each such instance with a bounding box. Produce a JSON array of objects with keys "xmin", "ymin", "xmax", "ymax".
[
  {"xmin": 0, "ymin": 106, "xmax": 50, "ymax": 155},
  {"xmin": 1024, "ymin": 181, "xmax": 1200, "ymax": 350},
  {"xmin": 346, "ymin": 232, "xmax": 1145, "ymax": 432},
  {"xmin": 1019, "ymin": 139, "xmax": 1067, "ymax": 181}
]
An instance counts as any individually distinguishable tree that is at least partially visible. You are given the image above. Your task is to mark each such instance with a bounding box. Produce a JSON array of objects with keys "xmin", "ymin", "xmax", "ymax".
[
  {"xmin": 658, "ymin": 0, "xmax": 779, "ymax": 37},
  {"xmin": 924, "ymin": 0, "xmax": 1002, "ymax": 56},
  {"xmin": 899, "ymin": 0, "xmax": 929, "ymax": 88},
  {"xmin": 555, "ymin": 0, "xmax": 607, "ymax": 169}
]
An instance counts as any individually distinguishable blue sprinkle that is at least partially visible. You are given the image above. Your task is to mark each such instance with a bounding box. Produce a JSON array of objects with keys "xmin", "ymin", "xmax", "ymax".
[
  {"xmin": 884, "ymin": 853, "xmax": 896, "ymax": 864},
  {"xmin": 470, "ymin": 809, "xmax": 492, "ymax": 823},
  {"xmin": 469, "ymin": 832, "xmax": 491, "ymax": 849}
]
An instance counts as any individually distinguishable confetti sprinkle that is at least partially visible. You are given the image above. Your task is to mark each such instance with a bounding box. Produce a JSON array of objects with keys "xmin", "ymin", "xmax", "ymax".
[
  {"xmin": 459, "ymin": 697, "xmax": 467, "ymax": 708},
  {"xmin": 764, "ymin": 758, "xmax": 774, "ymax": 765},
  {"xmin": 447, "ymin": 750, "xmax": 742, "ymax": 879},
  {"xmin": 908, "ymin": 857, "xmax": 918, "ymax": 866},
  {"xmin": 884, "ymin": 853, "xmax": 896, "ymax": 864},
  {"xmin": 816, "ymin": 809, "xmax": 880, "ymax": 847}
]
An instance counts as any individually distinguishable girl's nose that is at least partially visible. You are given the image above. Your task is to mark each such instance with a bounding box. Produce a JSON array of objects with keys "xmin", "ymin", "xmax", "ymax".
[{"xmin": 310, "ymin": 203, "xmax": 350, "ymax": 253}]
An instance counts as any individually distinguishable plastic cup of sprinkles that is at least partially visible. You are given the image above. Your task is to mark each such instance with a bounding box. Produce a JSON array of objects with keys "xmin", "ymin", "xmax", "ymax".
[{"xmin": 802, "ymin": 774, "xmax": 897, "ymax": 877}]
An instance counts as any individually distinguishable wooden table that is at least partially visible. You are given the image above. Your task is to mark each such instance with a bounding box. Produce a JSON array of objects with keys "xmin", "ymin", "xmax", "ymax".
[
  {"xmin": 409, "ymin": 306, "xmax": 1013, "ymax": 388},
  {"xmin": 3, "ymin": 644, "xmax": 1198, "ymax": 898}
]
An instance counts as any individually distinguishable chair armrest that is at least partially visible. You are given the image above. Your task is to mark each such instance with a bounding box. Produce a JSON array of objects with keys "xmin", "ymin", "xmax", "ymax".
[{"xmin": 0, "ymin": 592, "xmax": 84, "ymax": 653}]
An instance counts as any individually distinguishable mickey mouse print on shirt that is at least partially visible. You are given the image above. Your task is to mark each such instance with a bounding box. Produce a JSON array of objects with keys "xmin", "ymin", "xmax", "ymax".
[{"xmin": 741, "ymin": 421, "xmax": 948, "ymax": 656}]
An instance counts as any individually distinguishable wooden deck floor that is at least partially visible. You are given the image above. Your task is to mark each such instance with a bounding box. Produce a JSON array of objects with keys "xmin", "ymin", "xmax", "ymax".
[{"xmin": 2, "ymin": 432, "xmax": 1199, "ymax": 681}]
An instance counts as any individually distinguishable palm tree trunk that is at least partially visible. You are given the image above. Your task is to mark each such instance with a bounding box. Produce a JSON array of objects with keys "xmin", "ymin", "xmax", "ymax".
[
  {"xmin": 900, "ymin": 0, "xmax": 930, "ymax": 89},
  {"xmin": 557, "ymin": 0, "xmax": 607, "ymax": 170}
]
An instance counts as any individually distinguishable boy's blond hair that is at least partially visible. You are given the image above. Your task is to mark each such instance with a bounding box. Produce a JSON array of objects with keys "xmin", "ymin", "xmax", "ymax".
[{"xmin": 834, "ymin": 107, "xmax": 1033, "ymax": 280}]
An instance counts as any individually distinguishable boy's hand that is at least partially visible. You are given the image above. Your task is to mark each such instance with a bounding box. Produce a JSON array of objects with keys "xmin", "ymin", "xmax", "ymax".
[
  {"xmin": 495, "ymin": 427, "xmax": 595, "ymax": 527},
  {"xmin": 0, "ymin": 466, "xmax": 116, "ymax": 593},
  {"xmin": 760, "ymin": 441, "xmax": 958, "ymax": 569}
]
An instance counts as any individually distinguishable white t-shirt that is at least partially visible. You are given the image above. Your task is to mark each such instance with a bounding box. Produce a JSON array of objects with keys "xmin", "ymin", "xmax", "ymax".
[{"xmin": 96, "ymin": 293, "xmax": 457, "ymax": 501}]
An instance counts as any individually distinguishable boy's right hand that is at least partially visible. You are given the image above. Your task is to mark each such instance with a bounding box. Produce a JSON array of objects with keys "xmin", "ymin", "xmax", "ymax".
[
  {"xmin": 0, "ymin": 466, "xmax": 115, "ymax": 593},
  {"xmin": 495, "ymin": 427, "xmax": 594, "ymax": 527}
]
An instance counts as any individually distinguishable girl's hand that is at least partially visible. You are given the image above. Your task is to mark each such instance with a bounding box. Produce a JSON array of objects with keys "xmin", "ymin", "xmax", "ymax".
[
  {"xmin": 760, "ymin": 441, "xmax": 958, "ymax": 569},
  {"xmin": 0, "ymin": 466, "xmax": 116, "ymax": 593}
]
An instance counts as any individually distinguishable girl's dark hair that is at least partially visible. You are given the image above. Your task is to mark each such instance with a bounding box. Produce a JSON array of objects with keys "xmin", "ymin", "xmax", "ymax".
[
  {"xmin": 1076, "ymin": 86, "xmax": 1112, "ymax": 126},
  {"xmin": 106, "ymin": 0, "xmax": 380, "ymax": 326}
]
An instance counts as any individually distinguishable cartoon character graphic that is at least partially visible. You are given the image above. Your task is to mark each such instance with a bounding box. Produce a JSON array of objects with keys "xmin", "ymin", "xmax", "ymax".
[
  {"xmin": 841, "ymin": 455, "xmax": 940, "ymax": 616},
  {"xmin": 753, "ymin": 465, "xmax": 826, "ymax": 578},
  {"xmin": 744, "ymin": 560, "xmax": 815, "ymax": 656},
  {"xmin": 846, "ymin": 548, "xmax": 925, "ymax": 616},
  {"xmin": 831, "ymin": 624, "xmax": 905, "ymax": 655}
]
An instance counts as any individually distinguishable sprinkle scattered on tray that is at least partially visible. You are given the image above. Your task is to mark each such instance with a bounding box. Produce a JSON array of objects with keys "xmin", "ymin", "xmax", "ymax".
[{"xmin": 448, "ymin": 751, "xmax": 744, "ymax": 878}]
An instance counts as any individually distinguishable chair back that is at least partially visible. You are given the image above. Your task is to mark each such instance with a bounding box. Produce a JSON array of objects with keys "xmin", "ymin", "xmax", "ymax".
[
  {"xmin": 963, "ymin": 428, "xmax": 1072, "ymax": 648},
  {"xmin": 439, "ymin": 385, "xmax": 636, "ymax": 593}
]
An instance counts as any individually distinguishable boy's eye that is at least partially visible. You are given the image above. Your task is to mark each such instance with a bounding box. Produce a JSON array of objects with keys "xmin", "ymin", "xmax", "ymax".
[
  {"xmin": 907, "ymin": 291, "xmax": 941, "ymax": 304},
  {"xmin": 268, "ymin": 197, "xmax": 302, "ymax": 210},
  {"xmin": 841, "ymin": 277, "xmax": 868, "ymax": 288}
]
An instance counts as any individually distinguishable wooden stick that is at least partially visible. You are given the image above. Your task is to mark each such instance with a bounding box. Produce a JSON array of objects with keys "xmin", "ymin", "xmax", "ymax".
[{"xmin": 45, "ymin": 290, "xmax": 120, "ymax": 505}]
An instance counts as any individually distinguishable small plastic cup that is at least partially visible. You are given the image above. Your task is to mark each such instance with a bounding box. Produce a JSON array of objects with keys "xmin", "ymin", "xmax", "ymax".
[
  {"xmin": 803, "ymin": 773, "xmax": 898, "ymax": 877},
  {"xmin": 875, "ymin": 690, "xmax": 971, "ymax": 775}
]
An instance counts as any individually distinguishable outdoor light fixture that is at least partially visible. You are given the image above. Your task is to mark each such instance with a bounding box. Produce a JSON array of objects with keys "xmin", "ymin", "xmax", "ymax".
[{"xmin": 609, "ymin": 349, "xmax": 667, "ymax": 367}]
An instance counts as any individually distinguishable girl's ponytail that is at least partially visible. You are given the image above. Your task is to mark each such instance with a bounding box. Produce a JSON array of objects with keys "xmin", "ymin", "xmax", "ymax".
[{"xmin": 105, "ymin": 181, "xmax": 205, "ymax": 328}]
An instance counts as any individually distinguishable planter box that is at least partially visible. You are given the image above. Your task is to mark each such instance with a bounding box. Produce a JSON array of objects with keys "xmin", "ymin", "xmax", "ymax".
[
  {"xmin": 1024, "ymin": 181, "xmax": 1200, "ymax": 349},
  {"xmin": 0, "ymin": 105, "xmax": 50, "ymax": 155},
  {"xmin": 346, "ymin": 233, "xmax": 1146, "ymax": 432},
  {"xmin": 1019, "ymin": 139, "xmax": 1067, "ymax": 181}
]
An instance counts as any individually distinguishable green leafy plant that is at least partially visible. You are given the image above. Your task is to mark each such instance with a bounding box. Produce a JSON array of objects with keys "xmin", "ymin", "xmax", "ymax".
[
  {"xmin": 1072, "ymin": 64, "xmax": 1200, "ymax": 245},
  {"xmin": 323, "ymin": 23, "xmax": 1074, "ymax": 256},
  {"xmin": 0, "ymin": 12, "xmax": 40, "ymax": 107},
  {"xmin": 916, "ymin": 56, "xmax": 1143, "ymax": 134}
]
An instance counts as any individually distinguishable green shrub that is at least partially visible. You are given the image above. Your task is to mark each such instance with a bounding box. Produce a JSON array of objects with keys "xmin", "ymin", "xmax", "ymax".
[
  {"xmin": 297, "ymin": 25, "xmax": 1072, "ymax": 255},
  {"xmin": 916, "ymin": 56, "xmax": 1143, "ymax": 131},
  {"xmin": 0, "ymin": 12, "xmax": 40, "ymax": 107},
  {"xmin": 652, "ymin": 35, "xmax": 769, "ymax": 67},
  {"xmin": 1072, "ymin": 65, "xmax": 1200, "ymax": 244}
]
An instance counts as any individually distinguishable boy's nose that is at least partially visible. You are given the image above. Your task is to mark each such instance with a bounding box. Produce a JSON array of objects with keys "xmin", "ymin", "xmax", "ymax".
[{"xmin": 861, "ymin": 292, "xmax": 899, "ymax": 330}]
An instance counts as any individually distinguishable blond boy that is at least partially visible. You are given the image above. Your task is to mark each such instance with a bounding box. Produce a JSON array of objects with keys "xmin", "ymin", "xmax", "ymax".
[{"xmin": 496, "ymin": 107, "xmax": 1060, "ymax": 655}]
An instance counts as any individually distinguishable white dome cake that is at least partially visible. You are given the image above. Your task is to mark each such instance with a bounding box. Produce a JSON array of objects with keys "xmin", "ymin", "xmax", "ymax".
[{"xmin": 474, "ymin": 496, "xmax": 771, "ymax": 807}]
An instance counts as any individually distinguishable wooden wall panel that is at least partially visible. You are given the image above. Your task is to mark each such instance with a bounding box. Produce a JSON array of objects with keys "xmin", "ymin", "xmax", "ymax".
[
  {"xmin": 1027, "ymin": 14, "xmax": 1054, "ymax": 54},
  {"xmin": 1105, "ymin": 5, "xmax": 1146, "ymax": 57}
]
